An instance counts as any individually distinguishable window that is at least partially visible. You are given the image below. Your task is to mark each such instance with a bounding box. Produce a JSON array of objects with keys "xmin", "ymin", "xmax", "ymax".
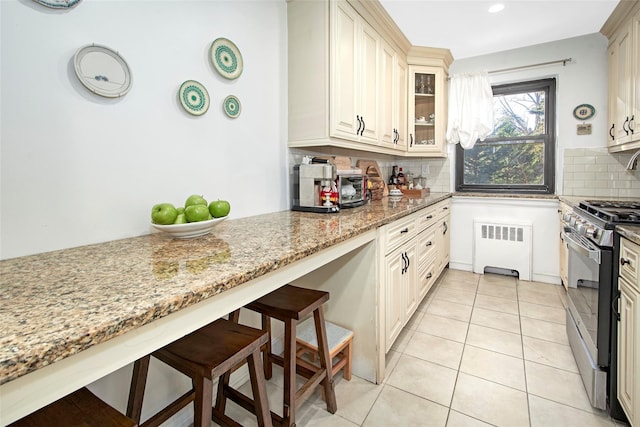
[{"xmin": 455, "ymin": 78, "xmax": 556, "ymax": 194}]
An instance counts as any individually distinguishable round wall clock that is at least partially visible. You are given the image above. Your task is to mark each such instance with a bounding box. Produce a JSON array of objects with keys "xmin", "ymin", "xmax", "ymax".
[
  {"xmin": 573, "ymin": 104, "xmax": 596, "ymax": 121},
  {"xmin": 210, "ymin": 38, "xmax": 243, "ymax": 80},
  {"xmin": 179, "ymin": 80, "xmax": 210, "ymax": 116}
]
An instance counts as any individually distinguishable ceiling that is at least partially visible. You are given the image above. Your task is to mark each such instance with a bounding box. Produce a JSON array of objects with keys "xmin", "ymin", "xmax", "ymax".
[{"xmin": 378, "ymin": 0, "xmax": 620, "ymax": 59}]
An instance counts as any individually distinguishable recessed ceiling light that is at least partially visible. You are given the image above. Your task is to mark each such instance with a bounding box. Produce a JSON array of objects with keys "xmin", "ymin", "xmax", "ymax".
[{"xmin": 488, "ymin": 3, "xmax": 505, "ymax": 13}]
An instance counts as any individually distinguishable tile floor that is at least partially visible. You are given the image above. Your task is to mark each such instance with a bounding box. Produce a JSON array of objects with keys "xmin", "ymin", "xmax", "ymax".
[{"xmin": 221, "ymin": 269, "xmax": 630, "ymax": 427}]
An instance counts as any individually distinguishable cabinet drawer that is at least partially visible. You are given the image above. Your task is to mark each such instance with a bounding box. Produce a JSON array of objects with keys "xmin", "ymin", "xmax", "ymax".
[
  {"xmin": 417, "ymin": 228, "xmax": 436, "ymax": 268},
  {"xmin": 417, "ymin": 200, "xmax": 450, "ymax": 232},
  {"xmin": 383, "ymin": 215, "xmax": 417, "ymax": 254},
  {"xmin": 418, "ymin": 254, "xmax": 437, "ymax": 299},
  {"xmin": 620, "ymin": 237, "xmax": 640, "ymax": 285}
]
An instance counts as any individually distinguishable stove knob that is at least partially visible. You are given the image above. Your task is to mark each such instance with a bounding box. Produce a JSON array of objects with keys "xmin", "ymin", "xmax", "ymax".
[{"xmin": 585, "ymin": 226, "xmax": 596, "ymax": 239}]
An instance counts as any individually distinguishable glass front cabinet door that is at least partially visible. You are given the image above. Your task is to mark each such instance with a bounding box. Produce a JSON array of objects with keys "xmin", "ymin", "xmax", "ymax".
[{"xmin": 408, "ymin": 65, "xmax": 447, "ymax": 156}]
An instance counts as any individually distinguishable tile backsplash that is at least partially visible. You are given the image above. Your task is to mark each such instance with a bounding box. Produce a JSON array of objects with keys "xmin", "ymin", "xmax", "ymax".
[{"xmin": 563, "ymin": 148, "xmax": 640, "ymax": 198}]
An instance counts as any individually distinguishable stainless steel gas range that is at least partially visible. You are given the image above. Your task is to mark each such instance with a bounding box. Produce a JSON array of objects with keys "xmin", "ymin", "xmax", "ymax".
[{"xmin": 561, "ymin": 199, "xmax": 640, "ymax": 422}]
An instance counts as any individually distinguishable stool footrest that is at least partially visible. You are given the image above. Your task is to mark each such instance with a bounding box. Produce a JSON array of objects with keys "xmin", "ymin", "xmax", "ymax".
[{"xmin": 140, "ymin": 390, "xmax": 194, "ymax": 427}]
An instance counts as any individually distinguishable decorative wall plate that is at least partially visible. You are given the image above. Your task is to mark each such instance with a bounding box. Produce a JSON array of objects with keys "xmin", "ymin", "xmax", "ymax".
[
  {"xmin": 32, "ymin": 0, "xmax": 81, "ymax": 8},
  {"xmin": 179, "ymin": 80, "xmax": 210, "ymax": 116},
  {"xmin": 210, "ymin": 38, "xmax": 243, "ymax": 80},
  {"xmin": 223, "ymin": 95, "xmax": 241, "ymax": 118},
  {"xmin": 73, "ymin": 44, "xmax": 132, "ymax": 98},
  {"xmin": 573, "ymin": 104, "xmax": 596, "ymax": 121}
]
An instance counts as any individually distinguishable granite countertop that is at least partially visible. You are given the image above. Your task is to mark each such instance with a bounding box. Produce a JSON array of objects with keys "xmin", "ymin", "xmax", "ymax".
[
  {"xmin": 617, "ymin": 225, "xmax": 640, "ymax": 245},
  {"xmin": 0, "ymin": 193, "xmax": 450, "ymax": 385}
]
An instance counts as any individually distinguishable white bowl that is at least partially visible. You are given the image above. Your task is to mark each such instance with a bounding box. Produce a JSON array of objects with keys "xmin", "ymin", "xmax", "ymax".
[
  {"xmin": 151, "ymin": 216, "xmax": 228, "ymax": 239},
  {"xmin": 389, "ymin": 189, "xmax": 403, "ymax": 196}
]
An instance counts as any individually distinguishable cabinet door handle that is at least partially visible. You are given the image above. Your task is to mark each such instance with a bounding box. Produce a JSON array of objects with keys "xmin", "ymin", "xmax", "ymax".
[
  {"xmin": 621, "ymin": 257, "xmax": 631, "ymax": 266},
  {"xmin": 400, "ymin": 227, "xmax": 409, "ymax": 234},
  {"xmin": 609, "ymin": 124, "xmax": 615, "ymax": 140},
  {"xmin": 612, "ymin": 292, "xmax": 621, "ymax": 322},
  {"xmin": 630, "ymin": 115, "xmax": 635, "ymax": 134},
  {"xmin": 406, "ymin": 251, "xmax": 410, "ymax": 269},
  {"xmin": 356, "ymin": 115, "xmax": 362, "ymax": 135},
  {"xmin": 623, "ymin": 117, "xmax": 630, "ymax": 135},
  {"xmin": 443, "ymin": 221, "xmax": 448, "ymax": 235},
  {"xmin": 410, "ymin": 133, "xmax": 413, "ymax": 147},
  {"xmin": 401, "ymin": 252, "xmax": 407, "ymax": 274},
  {"xmin": 360, "ymin": 116, "xmax": 366, "ymax": 135}
]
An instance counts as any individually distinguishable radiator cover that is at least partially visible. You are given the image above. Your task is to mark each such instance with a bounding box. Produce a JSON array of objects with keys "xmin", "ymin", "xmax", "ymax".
[{"xmin": 473, "ymin": 219, "xmax": 532, "ymax": 281}]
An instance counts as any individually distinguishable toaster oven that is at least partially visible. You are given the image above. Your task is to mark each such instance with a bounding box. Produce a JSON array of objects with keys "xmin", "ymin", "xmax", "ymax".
[{"xmin": 336, "ymin": 174, "xmax": 367, "ymax": 208}]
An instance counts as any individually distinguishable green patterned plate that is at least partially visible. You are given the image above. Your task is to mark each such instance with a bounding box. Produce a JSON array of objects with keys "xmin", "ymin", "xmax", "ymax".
[
  {"xmin": 210, "ymin": 38, "xmax": 243, "ymax": 80},
  {"xmin": 179, "ymin": 80, "xmax": 210, "ymax": 116},
  {"xmin": 223, "ymin": 95, "xmax": 241, "ymax": 119}
]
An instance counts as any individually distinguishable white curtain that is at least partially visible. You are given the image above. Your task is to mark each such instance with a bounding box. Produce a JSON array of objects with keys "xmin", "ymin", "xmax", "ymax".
[{"xmin": 446, "ymin": 72, "xmax": 494, "ymax": 149}]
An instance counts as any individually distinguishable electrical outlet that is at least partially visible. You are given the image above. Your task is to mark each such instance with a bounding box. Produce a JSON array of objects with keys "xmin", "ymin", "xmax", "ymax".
[{"xmin": 421, "ymin": 165, "xmax": 429, "ymax": 176}]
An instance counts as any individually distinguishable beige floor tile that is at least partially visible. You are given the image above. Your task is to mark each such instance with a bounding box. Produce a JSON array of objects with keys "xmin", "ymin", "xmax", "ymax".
[
  {"xmin": 518, "ymin": 287, "xmax": 564, "ymax": 307},
  {"xmin": 404, "ymin": 330, "xmax": 464, "ymax": 369},
  {"xmin": 521, "ymin": 317, "xmax": 569, "ymax": 345},
  {"xmin": 428, "ymin": 298, "xmax": 474, "ymax": 322},
  {"xmin": 436, "ymin": 287, "xmax": 477, "ymax": 306},
  {"xmin": 471, "ymin": 306, "xmax": 521, "ymax": 334},
  {"xmin": 459, "ymin": 345, "xmax": 526, "ymax": 390},
  {"xmin": 518, "ymin": 280, "xmax": 562, "ymax": 294},
  {"xmin": 417, "ymin": 313, "xmax": 470, "ymax": 343},
  {"xmin": 528, "ymin": 395, "xmax": 615, "ymax": 427},
  {"xmin": 390, "ymin": 326, "xmax": 415, "ymax": 352},
  {"xmin": 443, "ymin": 269, "xmax": 480, "ymax": 282},
  {"xmin": 446, "ymin": 410, "xmax": 494, "ymax": 427},
  {"xmin": 479, "ymin": 273, "xmax": 517, "ymax": 287},
  {"xmin": 438, "ymin": 279, "xmax": 479, "ymax": 292},
  {"xmin": 465, "ymin": 324, "xmax": 523, "ymax": 358},
  {"xmin": 362, "ymin": 385, "xmax": 449, "ymax": 427},
  {"xmin": 308, "ymin": 374, "xmax": 383, "ymax": 425},
  {"xmin": 451, "ymin": 372, "xmax": 529, "ymax": 427},
  {"xmin": 295, "ymin": 408, "xmax": 360, "ymax": 427},
  {"xmin": 525, "ymin": 360, "xmax": 594, "ymax": 412},
  {"xmin": 519, "ymin": 301, "xmax": 566, "ymax": 324},
  {"xmin": 477, "ymin": 282, "xmax": 518, "ymax": 300},
  {"xmin": 416, "ymin": 293, "xmax": 434, "ymax": 313},
  {"xmin": 384, "ymin": 349, "xmax": 401, "ymax": 381},
  {"xmin": 386, "ymin": 354, "xmax": 458, "ymax": 406},
  {"xmin": 523, "ymin": 335, "xmax": 578, "ymax": 373},
  {"xmin": 405, "ymin": 307, "xmax": 425, "ymax": 330},
  {"xmin": 474, "ymin": 294, "xmax": 519, "ymax": 315}
]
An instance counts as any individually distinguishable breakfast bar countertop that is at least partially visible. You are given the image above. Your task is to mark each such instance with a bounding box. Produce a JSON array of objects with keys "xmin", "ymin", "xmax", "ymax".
[{"xmin": 0, "ymin": 193, "xmax": 450, "ymax": 386}]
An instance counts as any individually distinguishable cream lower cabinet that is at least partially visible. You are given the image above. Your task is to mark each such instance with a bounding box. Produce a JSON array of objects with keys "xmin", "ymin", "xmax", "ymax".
[
  {"xmin": 558, "ymin": 201, "xmax": 571, "ymax": 289},
  {"xmin": 618, "ymin": 236, "xmax": 640, "ymax": 426},
  {"xmin": 380, "ymin": 199, "xmax": 451, "ymax": 352}
]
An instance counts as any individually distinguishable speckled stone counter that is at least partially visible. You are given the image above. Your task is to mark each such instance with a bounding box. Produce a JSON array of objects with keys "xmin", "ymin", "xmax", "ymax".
[
  {"xmin": 0, "ymin": 193, "xmax": 449, "ymax": 387},
  {"xmin": 617, "ymin": 225, "xmax": 640, "ymax": 246}
]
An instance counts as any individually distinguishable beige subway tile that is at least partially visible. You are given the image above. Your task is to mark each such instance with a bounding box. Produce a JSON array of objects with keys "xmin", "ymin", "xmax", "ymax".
[{"xmin": 574, "ymin": 156, "xmax": 596, "ymax": 165}]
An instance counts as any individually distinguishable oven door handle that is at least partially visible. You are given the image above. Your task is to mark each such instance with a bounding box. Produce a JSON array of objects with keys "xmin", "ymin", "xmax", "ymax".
[
  {"xmin": 612, "ymin": 292, "xmax": 621, "ymax": 321},
  {"xmin": 561, "ymin": 231, "xmax": 601, "ymax": 264}
]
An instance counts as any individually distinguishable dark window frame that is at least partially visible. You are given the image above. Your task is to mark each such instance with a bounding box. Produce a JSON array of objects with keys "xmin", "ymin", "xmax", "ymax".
[{"xmin": 455, "ymin": 78, "xmax": 556, "ymax": 195}]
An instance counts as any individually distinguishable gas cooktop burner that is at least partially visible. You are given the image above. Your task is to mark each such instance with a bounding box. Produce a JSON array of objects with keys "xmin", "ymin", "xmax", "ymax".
[{"xmin": 579, "ymin": 200, "xmax": 640, "ymax": 224}]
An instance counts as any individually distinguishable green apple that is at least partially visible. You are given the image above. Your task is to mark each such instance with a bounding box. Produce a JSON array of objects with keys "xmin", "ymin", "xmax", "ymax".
[
  {"xmin": 151, "ymin": 203, "xmax": 178, "ymax": 225},
  {"xmin": 173, "ymin": 213, "xmax": 187, "ymax": 224},
  {"xmin": 185, "ymin": 194, "xmax": 207, "ymax": 208},
  {"xmin": 185, "ymin": 204, "xmax": 210, "ymax": 222},
  {"xmin": 176, "ymin": 207, "xmax": 185, "ymax": 215},
  {"xmin": 209, "ymin": 200, "xmax": 231, "ymax": 218}
]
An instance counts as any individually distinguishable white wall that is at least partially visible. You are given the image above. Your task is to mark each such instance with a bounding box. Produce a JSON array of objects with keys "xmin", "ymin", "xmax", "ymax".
[{"xmin": 0, "ymin": 0, "xmax": 288, "ymax": 260}]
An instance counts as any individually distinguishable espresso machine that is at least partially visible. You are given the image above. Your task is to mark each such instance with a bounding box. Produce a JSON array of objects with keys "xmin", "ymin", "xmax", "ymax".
[{"xmin": 292, "ymin": 161, "xmax": 340, "ymax": 213}]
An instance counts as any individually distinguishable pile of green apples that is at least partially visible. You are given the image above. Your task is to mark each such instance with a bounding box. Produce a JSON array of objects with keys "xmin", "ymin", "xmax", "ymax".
[{"xmin": 151, "ymin": 194, "xmax": 230, "ymax": 225}]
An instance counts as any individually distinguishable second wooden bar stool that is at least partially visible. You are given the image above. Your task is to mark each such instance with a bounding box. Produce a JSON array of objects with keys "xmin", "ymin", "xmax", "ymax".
[
  {"xmin": 127, "ymin": 318, "xmax": 272, "ymax": 427},
  {"xmin": 236, "ymin": 284, "xmax": 337, "ymax": 427}
]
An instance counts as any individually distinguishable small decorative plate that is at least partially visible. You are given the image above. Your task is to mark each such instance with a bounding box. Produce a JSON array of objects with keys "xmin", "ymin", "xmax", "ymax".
[
  {"xmin": 73, "ymin": 44, "xmax": 132, "ymax": 98},
  {"xmin": 573, "ymin": 104, "xmax": 596, "ymax": 121},
  {"xmin": 210, "ymin": 38, "xmax": 243, "ymax": 80},
  {"xmin": 223, "ymin": 95, "xmax": 241, "ymax": 118},
  {"xmin": 179, "ymin": 80, "xmax": 210, "ymax": 116},
  {"xmin": 32, "ymin": 0, "xmax": 80, "ymax": 8}
]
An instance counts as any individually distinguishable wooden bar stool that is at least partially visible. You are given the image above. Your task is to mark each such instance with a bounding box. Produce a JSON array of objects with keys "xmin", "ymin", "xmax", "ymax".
[
  {"xmin": 296, "ymin": 318, "xmax": 353, "ymax": 382},
  {"xmin": 126, "ymin": 318, "xmax": 272, "ymax": 427},
  {"xmin": 238, "ymin": 284, "xmax": 337, "ymax": 427},
  {"xmin": 9, "ymin": 386, "xmax": 137, "ymax": 427}
]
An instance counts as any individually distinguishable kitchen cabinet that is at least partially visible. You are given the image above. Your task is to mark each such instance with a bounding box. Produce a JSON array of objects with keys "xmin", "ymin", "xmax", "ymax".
[
  {"xmin": 407, "ymin": 65, "xmax": 448, "ymax": 156},
  {"xmin": 380, "ymin": 40, "xmax": 408, "ymax": 151},
  {"xmin": 380, "ymin": 199, "xmax": 451, "ymax": 351},
  {"xmin": 558, "ymin": 201, "xmax": 571, "ymax": 290},
  {"xmin": 603, "ymin": 1, "xmax": 640, "ymax": 153},
  {"xmin": 618, "ymin": 236, "xmax": 640, "ymax": 426}
]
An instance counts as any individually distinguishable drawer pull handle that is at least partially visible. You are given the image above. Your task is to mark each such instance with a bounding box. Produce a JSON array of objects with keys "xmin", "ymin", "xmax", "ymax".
[
  {"xmin": 426, "ymin": 272, "xmax": 433, "ymax": 279},
  {"xmin": 426, "ymin": 241, "xmax": 433, "ymax": 247},
  {"xmin": 400, "ymin": 227, "xmax": 409, "ymax": 234},
  {"xmin": 621, "ymin": 257, "xmax": 631, "ymax": 266},
  {"xmin": 425, "ymin": 215, "xmax": 433, "ymax": 220}
]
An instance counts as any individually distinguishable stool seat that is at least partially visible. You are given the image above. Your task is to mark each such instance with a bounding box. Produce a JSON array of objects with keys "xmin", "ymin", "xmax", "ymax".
[
  {"xmin": 240, "ymin": 284, "xmax": 337, "ymax": 427},
  {"xmin": 296, "ymin": 318, "xmax": 353, "ymax": 381},
  {"xmin": 127, "ymin": 318, "xmax": 272, "ymax": 427},
  {"xmin": 10, "ymin": 387, "xmax": 136, "ymax": 427}
]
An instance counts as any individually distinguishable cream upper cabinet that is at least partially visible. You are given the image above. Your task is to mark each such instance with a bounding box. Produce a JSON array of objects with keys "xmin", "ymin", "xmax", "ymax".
[
  {"xmin": 618, "ymin": 236, "xmax": 640, "ymax": 426},
  {"xmin": 331, "ymin": 2, "xmax": 380, "ymax": 145},
  {"xmin": 380, "ymin": 39, "xmax": 408, "ymax": 152},
  {"xmin": 603, "ymin": 2, "xmax": 640, "ymax": 152}
]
